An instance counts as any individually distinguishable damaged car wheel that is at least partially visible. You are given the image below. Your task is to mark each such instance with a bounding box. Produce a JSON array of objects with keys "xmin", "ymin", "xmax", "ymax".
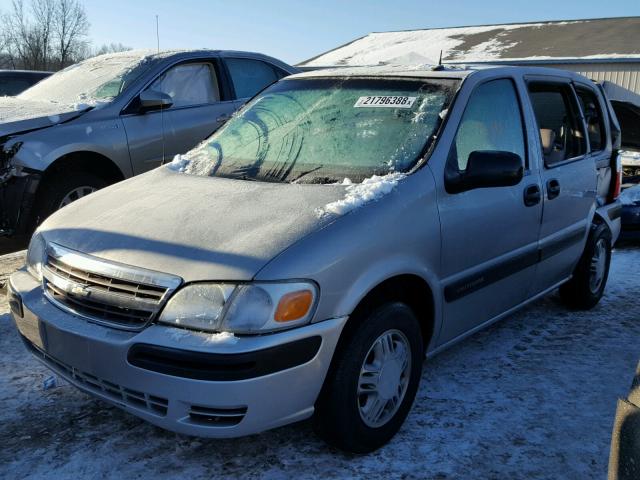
[{"xmin": 32, "ymin": 170, "xmax": 107, "ymax": 227}]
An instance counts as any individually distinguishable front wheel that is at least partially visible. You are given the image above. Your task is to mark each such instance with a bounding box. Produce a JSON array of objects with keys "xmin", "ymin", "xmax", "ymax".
[
  {"xmin": 559, "ymin": 222, "xmax": 612, "ymax": 310},
  {"xmin": 314, "ymin": 302, "xmax": 423, "ymax": 453}
]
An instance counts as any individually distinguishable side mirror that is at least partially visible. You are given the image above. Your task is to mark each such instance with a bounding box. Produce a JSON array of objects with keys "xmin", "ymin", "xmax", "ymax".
[
  {"xmin": 447, "ymin": 150, "xmax": 523, "ymax": 193},
  {"xmin": 139, "ymin": 90, "xmax": 173, "ymax": 112}
]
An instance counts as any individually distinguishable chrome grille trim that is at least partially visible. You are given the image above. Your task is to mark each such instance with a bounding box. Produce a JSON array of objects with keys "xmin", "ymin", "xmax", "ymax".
[{"xmin": 42, "ymin": 242, "xmax": 182, "ymax": 331}]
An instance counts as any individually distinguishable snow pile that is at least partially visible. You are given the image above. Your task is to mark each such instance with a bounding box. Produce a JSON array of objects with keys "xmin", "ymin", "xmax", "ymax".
[
  {"xmin": 620, "ymin": 185, "xmax": 640, "ymax": 206},
  {"xmin": 19, "ymin": 50, "xmax": 156, "ymax": 107},
  {"xmin": 0, "ymin": 97, "xmax": 79, "ymax": 123},
  {"xmin": 316, "ymin": 172, "xmax": 405, "ymax": 217},
  {"xmin": 168, "ymin": 328, "xmax": 238, "ymax": 345}
]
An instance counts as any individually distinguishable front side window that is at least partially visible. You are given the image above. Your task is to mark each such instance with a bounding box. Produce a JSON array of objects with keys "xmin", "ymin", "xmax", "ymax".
[
  {"xmin": 170, "ymin": 77, "xmax": 457, "ymax": 184},
  {"xmin": 528, "ymin": 82, "xmax": 587, "ymax": 165},
  {"xmin": 149, "ymin": 63, "xmax": 220, "ymax": 108},
  {"xmin": 449, "ymin": 79, "xmax": 526, "ymax": 171},
  {"xmin": 576, "ymin": 87, "xmax": 605, "ymax": 152},
  {"xmin": 226, "ymin": 58, "xmax": 280, "ymax": 99}
]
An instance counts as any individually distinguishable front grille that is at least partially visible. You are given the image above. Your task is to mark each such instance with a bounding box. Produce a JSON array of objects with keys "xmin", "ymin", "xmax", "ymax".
[
  {"xmin": 42, "ymin": 243, "xmax": 182, "ymax": 330},
  {"xmin": 25, "ymin": 338, "xmax": 169, "ymax": 416}
]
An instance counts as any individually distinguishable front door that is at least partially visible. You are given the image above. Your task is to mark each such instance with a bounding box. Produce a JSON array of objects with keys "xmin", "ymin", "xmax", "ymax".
[
  {"xmin": 122, "ymin": 60, "xmax": 236, "ymax": 174},
  {"xmin": 436, "ymin": 77, "xmax": 543, "ymax": 344},
  {"xmin": 525, "ymin": 78, "xmax": 598, "ymax": 295}
]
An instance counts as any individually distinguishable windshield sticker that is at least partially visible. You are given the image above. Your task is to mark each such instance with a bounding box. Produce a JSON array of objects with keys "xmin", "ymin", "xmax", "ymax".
[{"xmin": 354, "ymin": 96, "xmax": 417, "ymax": 108}]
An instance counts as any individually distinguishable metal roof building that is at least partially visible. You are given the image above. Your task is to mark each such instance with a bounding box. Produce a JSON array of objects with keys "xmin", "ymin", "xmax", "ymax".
[{"xmin": 301, "ymin": 17, "xmax": 640, "ymax": 149}]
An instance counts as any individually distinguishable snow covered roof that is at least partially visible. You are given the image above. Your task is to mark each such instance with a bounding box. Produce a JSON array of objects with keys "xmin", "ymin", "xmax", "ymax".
[
  {"xmin": 301, "ymin": 17, "xmax": 640, "ymax": 67},
  {"xmin": 289, "ymin": 64, "xmax": 475, "ymax": 80}
]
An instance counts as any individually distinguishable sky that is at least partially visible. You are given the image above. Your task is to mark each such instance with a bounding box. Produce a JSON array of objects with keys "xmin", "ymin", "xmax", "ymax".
[{"xmin": 1, "ymin": 0, "xmax": 639, "ymax": 65}]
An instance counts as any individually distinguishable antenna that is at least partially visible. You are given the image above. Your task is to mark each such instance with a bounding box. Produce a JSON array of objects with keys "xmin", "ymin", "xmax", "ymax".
[
  {"xmin": 438, "ymin": 50, "xmax": 443, "ymax": 66},
  {"xmin": 156, "ymin": 14, "xmax": 166, "ymax": 165},
  {"xmin": 155, "ymin": 15, "xmax": 160, "ymax": 53}
]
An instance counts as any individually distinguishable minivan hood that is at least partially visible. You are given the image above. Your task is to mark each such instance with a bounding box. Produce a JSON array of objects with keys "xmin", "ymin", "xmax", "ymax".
[
  {"xmin": 38, "ymin": 167, "xmax": 348, "ymax": 282},
  {"xmin": 0, "ymin": 97, "xmax": 87, "ymax": 137}
]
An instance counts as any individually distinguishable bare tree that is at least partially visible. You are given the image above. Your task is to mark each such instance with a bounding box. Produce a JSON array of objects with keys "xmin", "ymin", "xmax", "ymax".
[
  {"xmin": 93, "ymin": 42, "xmax": 132, "ymax": 57},
  {"xmin": 54, "ymin": 0, "xmax": 89, "ymax": 68},
  {"xmin": 0, "ymin": 0, "xmax": 89, "ymax": 70}
]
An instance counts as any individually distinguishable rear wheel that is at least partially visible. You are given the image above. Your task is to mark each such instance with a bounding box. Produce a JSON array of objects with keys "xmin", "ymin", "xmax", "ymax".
[
  {"xmin": 559, "ymin": 222, "xmax": 612, "ymax": 310},
  {"xmin": 32, "ymin": 170, "xmax": 108, "ymax": 227},
  {"xmin": 314, "ymin": 302, "xmax": 423, "ymax": 453}
]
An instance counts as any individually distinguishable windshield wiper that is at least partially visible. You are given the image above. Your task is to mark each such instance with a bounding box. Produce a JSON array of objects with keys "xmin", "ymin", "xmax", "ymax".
[{"xmin": 290, "ymin": 165, "xmax": 324, "ymax": 184}]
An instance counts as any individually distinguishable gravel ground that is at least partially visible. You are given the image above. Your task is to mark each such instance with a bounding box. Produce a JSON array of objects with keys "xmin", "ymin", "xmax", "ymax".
[{"xmin": 0, "ymin": 246, "xmax": 639, "ymax": 479}]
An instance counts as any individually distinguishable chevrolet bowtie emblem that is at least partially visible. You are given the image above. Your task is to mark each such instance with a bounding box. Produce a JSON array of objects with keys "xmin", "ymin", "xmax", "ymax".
[{"xmin": 70, "ymin": 285, "xmax": 90, "ymax": 297}]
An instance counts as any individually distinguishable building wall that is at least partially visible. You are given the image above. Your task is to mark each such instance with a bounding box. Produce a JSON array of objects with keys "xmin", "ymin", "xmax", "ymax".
[{"xmin": 542, "ymin": 62, "xmax": 640, "ymax": 95}]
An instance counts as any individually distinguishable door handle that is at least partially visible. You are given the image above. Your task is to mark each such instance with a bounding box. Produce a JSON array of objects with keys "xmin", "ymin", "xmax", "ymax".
[
  {"xmin": 547, "ymin": 179, "xmax": 561, "ymax": 200},
  {"xmin": 216, "ymin": 113, "xmax": 231, "ymax": 123},
  {"xmin": 523, "ymin": 184, "xmax": 541, "ymax": 207}
]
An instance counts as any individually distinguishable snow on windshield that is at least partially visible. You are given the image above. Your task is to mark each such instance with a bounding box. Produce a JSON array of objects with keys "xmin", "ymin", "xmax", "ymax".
[
  {"xmin": 18, "ymin": 49, "xmax": 157, "ymax": 108},
  {"xmin": 168, "ymin": 77, "xmax": 455, "ymax": 184},
  {"xmin": 315, "ymin": 173, "xmax": 406, "ymax": 217}
]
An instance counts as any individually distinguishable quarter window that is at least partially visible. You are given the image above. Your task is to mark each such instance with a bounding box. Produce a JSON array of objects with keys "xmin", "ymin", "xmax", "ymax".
[
  {"xmin": 449, "ymin": 79, "xmax": 526, "ymax": 171},
  {"xmin": 149, "ymin": 63, "xmax": 220, "ymax": 108},
  {"xmin": 576, "ymin": 87, "xmax": 605, "ymax": 152},
  {"xmin": 226, "ymin": 58, "xmax": 281, "ymax": 99},
  {"xmin": 527, "ymin": 82, "xmax": 586, "ymax": 165}
]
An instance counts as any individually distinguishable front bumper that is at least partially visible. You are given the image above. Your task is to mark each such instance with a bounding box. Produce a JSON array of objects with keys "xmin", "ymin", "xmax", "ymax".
[
  {"xmin": 0, "ymin": 172, "xmax": 41, "ymax": 237},
  {"xmin": 9, "ymin": 269, "xmax": 347, "ymax": 438}
]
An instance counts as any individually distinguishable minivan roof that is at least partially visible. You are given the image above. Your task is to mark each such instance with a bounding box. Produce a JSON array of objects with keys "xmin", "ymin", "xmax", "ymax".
[{"xmin": 288, "ymin": 64, "xmax": 588, "ymax": 82}]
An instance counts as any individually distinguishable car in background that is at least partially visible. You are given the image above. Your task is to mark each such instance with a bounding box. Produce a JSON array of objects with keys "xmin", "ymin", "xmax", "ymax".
[
  {"xmin": 0, "ymin": 49, "xmax": 297, "ymax": 248},
  {"xmin": 608, "ymin": 361, "xmax": 640, "ymax": 480},
  {"xmin": 0, "ymin": 70, "xmax": 51, "ymax": 96},
  {"xmin": 620, "ymin": 184, "xmax": 640, "ymax": 240}
]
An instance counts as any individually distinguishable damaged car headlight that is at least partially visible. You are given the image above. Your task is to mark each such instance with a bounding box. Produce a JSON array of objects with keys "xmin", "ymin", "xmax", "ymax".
[
  {"xmin": 158, "ymin": 281, "xmax": 318, "ymax": 334},
  {"xmin": 26, "ymin": 232, "xmax": 47, "ymax": 281}
]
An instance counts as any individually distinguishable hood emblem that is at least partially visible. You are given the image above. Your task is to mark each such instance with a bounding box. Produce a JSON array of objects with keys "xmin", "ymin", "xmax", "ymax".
[{"xmin": 70, "ymin": 284, "xmax": 91, "ymax": 297}]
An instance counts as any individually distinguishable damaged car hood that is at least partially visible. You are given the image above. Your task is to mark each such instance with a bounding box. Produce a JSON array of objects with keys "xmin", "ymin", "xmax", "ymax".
[
  {"xmin": 0, "ymin": 97, "xmax": 88, "ymax": 137},
  {"xmin": 38, "ymin": 167, "xmax": 349, "ymax": 282}
]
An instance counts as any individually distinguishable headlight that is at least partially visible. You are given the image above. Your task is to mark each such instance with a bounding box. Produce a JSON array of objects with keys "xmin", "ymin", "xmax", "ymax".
[
  {"xmin": 158, "ymin": 281, "xmax": 318, "ymax": 334},
  {"xmin": 26, "ymin": 232, "xmax": 46, "ymax": 281}
]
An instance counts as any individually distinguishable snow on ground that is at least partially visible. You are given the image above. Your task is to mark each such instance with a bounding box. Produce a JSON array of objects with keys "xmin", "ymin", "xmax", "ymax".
[{"xmin": 1, "ymin": 246, "xmax": 639, "ymax": 479}]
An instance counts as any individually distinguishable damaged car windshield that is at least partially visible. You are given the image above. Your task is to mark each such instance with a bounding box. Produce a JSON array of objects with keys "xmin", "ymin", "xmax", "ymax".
[
  {"xmin": 18, "ymin": 53, "xmax": 156, "ymax": 105},
  {"xmin": 170, "ymin": 77, "xmax": 458, "ymax": 183}
]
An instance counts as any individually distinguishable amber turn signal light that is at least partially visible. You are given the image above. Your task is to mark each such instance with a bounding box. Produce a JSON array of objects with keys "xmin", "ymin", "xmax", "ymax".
[{"xmin": 274, "ymin": 290, "xmax": 314, "ymax": 322}]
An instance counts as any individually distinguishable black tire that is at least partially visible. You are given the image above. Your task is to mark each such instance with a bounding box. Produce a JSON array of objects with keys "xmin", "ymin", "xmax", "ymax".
[
  {"xmin": 31, "ymin": 170, "xmax": 108, "ymax": 228},
  {"xmin": 559, "ymin": 222, "xmax": 612, "ymax": 310},
  {"xmin": 314, "ymin": 302, "xmax": 424, "ymax": 453}
]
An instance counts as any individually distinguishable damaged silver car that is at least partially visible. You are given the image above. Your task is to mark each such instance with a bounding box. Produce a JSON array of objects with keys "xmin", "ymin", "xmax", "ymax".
[{"xmin": 0, "ymin": 49, "xmax": 296, "ymax": 247}]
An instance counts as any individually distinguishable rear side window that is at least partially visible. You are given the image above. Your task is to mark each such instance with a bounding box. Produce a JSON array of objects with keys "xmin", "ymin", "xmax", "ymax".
[
  {"xmin": 149, "ymin": 63, "xmax": 220, "ymax": 108},
  {"xmin": 226, "ymin": 58, "xmax": 280, "ymax": 99},
  {"xmin": 449, "ymin": 78, "xmax": 526, "ymax": 171},
  {"xmin": 575, "ymin": 87, "xmax": 605, "ymax": 152},
  {"xmin": 527, "ymin": 82, "xmax": 586, "ymax": 165}
]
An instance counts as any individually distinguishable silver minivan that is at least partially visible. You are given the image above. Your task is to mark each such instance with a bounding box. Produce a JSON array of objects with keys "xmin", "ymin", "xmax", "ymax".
[{"xmin": 9, "ymin": 65, "xmax": 623, "ymax": 452}]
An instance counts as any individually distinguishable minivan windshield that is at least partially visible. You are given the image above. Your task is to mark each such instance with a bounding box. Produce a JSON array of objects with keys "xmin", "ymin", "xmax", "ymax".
[
  {"xmin": 18, "ymin": 52, "xmax": 156, "ymax": 106},
  {"xmin": 171, "ymin": 77, "xmax": 458, "ymax": 183}
]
